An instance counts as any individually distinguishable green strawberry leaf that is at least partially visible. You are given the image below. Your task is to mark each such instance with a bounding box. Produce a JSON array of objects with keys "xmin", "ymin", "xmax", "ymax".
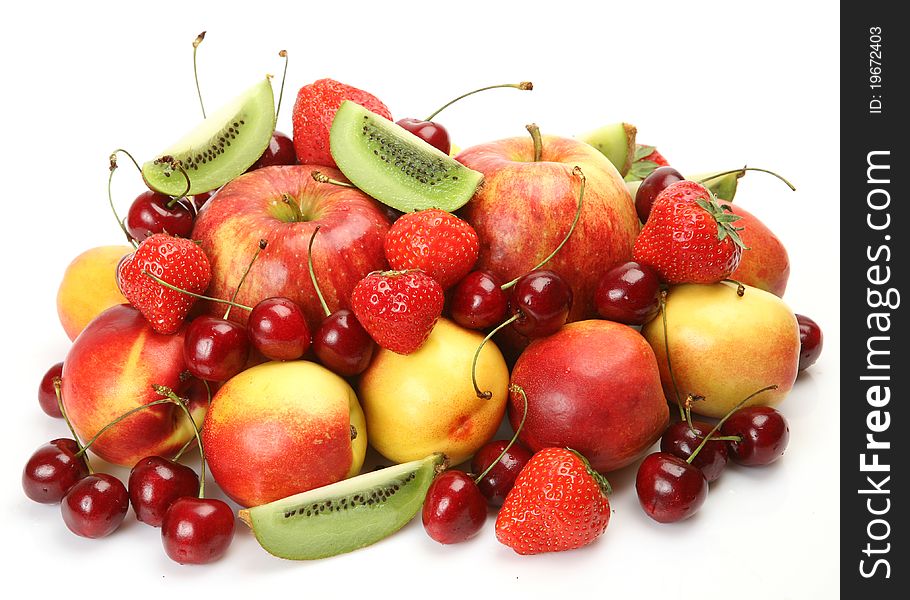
[
  {"xmin": 695, "ymin": 197, "xmax": 749, "ymax": 249},
  {"xmin": 633, "ymin": 144, "xmax": 656, "ymax": 162},
  {"xmin": 628, "ymin": 160, "xmax": 659, "ymax": 180}
]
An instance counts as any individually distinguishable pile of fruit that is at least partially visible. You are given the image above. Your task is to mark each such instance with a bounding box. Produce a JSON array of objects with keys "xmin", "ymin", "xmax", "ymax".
[{"xmin": 25, "ymin": 36, "xmax": 824, "ymax": 564}]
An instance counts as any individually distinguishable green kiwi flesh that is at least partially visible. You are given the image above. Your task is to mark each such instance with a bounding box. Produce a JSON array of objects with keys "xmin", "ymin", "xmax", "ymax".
[
  {"xmin": 625, "ymin": 169, "xmax": 745, "ymax": 202},
  {"xmin": 577, "ymin": 122, "xmax": 637, "ymax": 177},
  {"xmin": 330, "ymin": 101, "xmax": 483, "ymax": 213},
  {"xmin": 240, "ymin": 453, "xmax": 445, "ymax": 560},
  {"xmin": 141, "ymin": 78, "xmax": 275, "ymax": 196}
]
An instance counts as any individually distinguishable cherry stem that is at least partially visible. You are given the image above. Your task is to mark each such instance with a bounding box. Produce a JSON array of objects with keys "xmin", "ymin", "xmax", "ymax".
[
  {"xmin": 158, "ymin": 157, "xmax": 192, "ymax": 205},
  {"xmin": 192, "ymin": 31, "xmax": 206, "ymax": 119},
  {"xmin": 275, "ymin": 50, "xmax": 288, "ymax": 119},
  {"xmin": 171, "ymin": 380, "xmax": 210, "ymax": 462},
  {"xmin": 501, "ymin": 166, "xmax": 585, "ymax": 291},
  {"xmin": 53, "ymin": 377, "xmax": 93, "ymax": 474},
  {"xmin": 143, "ymin": 270, "xmax": 254, "ymax": 311},
  {"xmin": 312, "ymin": 170, "xmax": 356, "ymax": 188},
  {"xmin": 223, "ymin": 239, "xmax": 267, "ymax": 320},
  {"xmin": 154, "ymin": 385, "xmax": 206, "ymax": 498},
  {"xmin": 696, "ymin": 167, "xmax": 796, "ymax": 192},
  {"xmin": 108, "ymin": 150, "xmax": 141, "ymax": 248},
  {"xmin": 660, "ymin": 289, "xmax": 685, "ymax": 421},
  {"xmin": 474, "ymin": 384, "xmax": 529, "ymax": 485},
  {"xmin": 424, "ymin": 81, "xmax": 533, "ymax": 121},
  {"xmin": 472, "ymin": 313, "xmax": 520, "ymax": 399},
  {"xmin": 685, "ymin": 384, "xmax": 779, "ymax": 464},
  {"xmin": 526, "ymin": 123, "xmax": 542, "ymax": 162},
  {"xmin": 307, "ymin": 226, "xmax": 331, "ymax": 317},
  {"xmin": 75, "ymin": 398, "xmax": 173, "ymax": 458}
]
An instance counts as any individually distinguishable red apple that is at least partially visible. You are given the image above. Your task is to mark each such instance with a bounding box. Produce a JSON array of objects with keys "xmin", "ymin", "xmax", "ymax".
[
  {"xmin": 192, "ymin": 165, "xmax": 390, "ymax": 329},
  {"xmin": 508, "ymin": 320, "xmax": 669, "ymax": 472},
  {"xmin": 61, "ymin": 305, "xmax": 207, "ymax": 466},
  {"xmin": 730, "ymin": 205, "xmax": 790, "ymax": 297}
]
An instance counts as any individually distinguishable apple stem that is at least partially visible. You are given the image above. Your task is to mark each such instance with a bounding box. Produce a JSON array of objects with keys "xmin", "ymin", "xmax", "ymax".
[
  {"xmin": 660, "ymin": 289, "xmax": 686, "ymax": 421},
  {"xmin": 474, "ymin": 384, "xmax": 529, "ymax": 485},
  {"xmin": 74, "ymin": 398, "xmax": 173, "ymax": 459},
  {"xmin": 501, "ymin": 166, "xmax": 585, "ymax": 291},
  {"xmin": 53, "ymin": 377, "xmax": 93, "ymax": 474},
  {"xmin": 143, "ymin": 270, "xmax": 254, "ymax": 311},
  {"xmin": 424, "ymin": 81, "xmax": 533, "ymax": 122},
  {"xmin": 275, "ymin": 50, "xmax": 288, "ymax": 119},
  {"xmin": 154, "ymin": 385, "xmax": 206, "ymax": 498},
  {"xmin": 107, "ymin": 150, "xmax": 141, "ymax": 248},
  {"xmin": 312, "ymin": 170, "xmax": 356, "ymax": 189},
  {"xmin": 192, "ymin": 31, "xmax": 207, "ymax": 118},
  {"xmin": 723, "ymin": 279, "xmax": 746, "ymax": 297},
  {"xmin": 526, "ymin": 123, "xmax": 543, "ymax": 162},
  {"xmin": 472, "ymin": 313, "xmax": 520, "ymax": 399},
  {"xmin": 223, "ymin": 239, "xmax": 267, "ymax": 320},
  {"xmin": 307, "ymin": 226, "xmax": 332, "ymax": 318},
  {"xmin": 171, "ymin": 381, "xmax": 211, "ymax": 462},
  {"xmin": 696, "ymin": 167, "xmax": 796, "ymax": 192},
  {"xmin": 685, "ymin": 384, "xmax": 778, "ymax": 464}
]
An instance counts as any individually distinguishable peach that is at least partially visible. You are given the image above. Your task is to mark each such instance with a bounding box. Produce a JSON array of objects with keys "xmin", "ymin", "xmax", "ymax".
[
  {"xmin": 730, "ymin": 206, "xmax": 790, "ymax": 297},
  {"xmin": 56, "ymin": 245, "xmax": 132, "ymax": 340}
]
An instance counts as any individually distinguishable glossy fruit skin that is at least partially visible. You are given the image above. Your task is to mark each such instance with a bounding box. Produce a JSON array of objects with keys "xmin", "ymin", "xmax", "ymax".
[
  {"xmin": 126, "ymin": 191, "xmax": 195, "ymax": 242},
  {"xmin": 471, "ymin": 440, "xmax": 532, "ymax": 506},
  {"xmin": 161, "ymin": 497, "xmax": 235, "ymax": 564},
  {"xmin": 721, "ymin": 406, "xmax": 790, "ymax": 466},
  {"xmin": 510, "ymin": 270, "xmax": 573, "ymax": 338},
  {"xmin": 636, "ymin": 452, "xmax": 708, "ymax": 523},
  {"xmin": 22, "ymin": 439, "xmax": 90, "ymax": 503},
  {"xmin": 796, "ymin": 314, "xmax": 823, "ymax": 371},
  {"xmin": 396, "ymin": 118, "xmax": 451, "ymax": 155},
  {"xmin": 248, "ymin": 297, "xmax": 311, "ymax": 360},
  {"xmin": 38, "ymin": 362, "xmax": 64, "ymax": 418},
  {"xmin": 61, "ymin": 473, "xmax": 130, "ymax": 538},
  {"xmin": 128, "ymin": 456, "xmax": 200, "ymax": 527},
  {"xmin": 249, "ymin": 131, "xmax": 297, "ymax": 171},
  {"xmin": 312, "ymin": 309, "xmax": 375, "ymax": 376},
  {"xmin": 183, "ymin": 316, "xmax": 250, "ymax": 381},
  {"xmin": 660, "ymin": 421, "xmax": 728, "ymax": 483},
  {"xmin": 595, "ymin": 261, "xmax": 662, "ymax": 325},
  {"xmin": 422, "ymin": 470, "xmax": 487, "ymax": 544},
  {"xmin": 449, "ymin": 271, "xmax": 507, "ymax": 330},
  {"xmin": 635, "ymin": 166, "xmax": 683, "ymax": 223}
]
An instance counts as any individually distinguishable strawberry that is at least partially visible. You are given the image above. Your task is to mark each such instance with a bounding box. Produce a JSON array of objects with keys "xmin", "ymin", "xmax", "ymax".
[
  {"xmin": 626, "ymin": 143, "xmax": 669, "ymax": 181},
  {"xmin": 117, "ymin": 234, "xmax": 212, "ymax": 335},
  {"xmin": 384, "ymin": 209, "xmax": 479, "ymax": 290},
  {"xmin": 292, "ymin": 78, "xmax": 392, "ymax": 168},
  {"xmin": 633, "ymin": 180, "xmax": 746, "ymax": 284},
  {"xmin": 350, "ymin": 270, "xmax": 444, "ymax": 354},
  {"xmin": 495, "ymin": 447, "xmax": 611, "ymax": 555}
]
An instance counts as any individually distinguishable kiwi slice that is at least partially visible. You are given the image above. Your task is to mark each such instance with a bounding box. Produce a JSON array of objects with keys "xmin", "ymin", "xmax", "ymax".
[
  {"xmin": 141, "ymin": 78, "xmax": 275, "ymax": 196},
  {"xmin": 330, "ymin": 101, "xmax": 483, "ymax": 213},
  {"xmin": 240, "ymin": 453, "xmax": 445, "ymax": 560}
]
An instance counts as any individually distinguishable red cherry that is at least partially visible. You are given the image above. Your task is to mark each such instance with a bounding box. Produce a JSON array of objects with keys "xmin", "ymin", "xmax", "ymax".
[
  {"xmin": 313, "ymin": 309, "xmax": 375, "ymax": 376},
  {"xmin": 796, "ymin": 314, "xmax": 823, "ymax": 371},
  {"xmin": 721, "ymin": 406, "xmax": 790, "ymax": 466},
  {"xmin": 660, "ymin": 421, "xmax": 729, "ymax": 483},
  {"xmin": 249, "ymin": 131, "xmax": 297, "ymax": 171},
  {"xmin": 38, "ymin": 362, "xmax": 64, "ymax": 418},
  {"xmin": 162, "ymin": 497, "xmax": 235, "ymax": 564},
  {"xmin": 449, "ymin": 271, "xmax": 507, "ymax": 330},
  {"xmin": 510, "ymin": 270, "xmax": 573, "ymax": 338},
  {"xmin": 248, "ymin": 297, "xmax": 311, "ymax": 360},
  {"xmin": 128, "ymin": 456, "xmax": 200, "ymax": 527},
  {"xmin": 595, "ymin": 261, "xmax": 662, "ymax": 325},
  {"xmin": 470, "ymin": 440, "xmax": 532, "ymax": 506},
  {"xmin": 636, "ymin": 452, "xmax": 708, "ymax": 523},
  {"xmin": 189, "ymin": 191, "xmax": 213, "ymax": 213},
  {"xmin": 183, "ymin": 316, "xmax": 250, "ymax": 381},
  {"xmin": 396, "ymin": 118, "xmax": 451, "ymax": 155},
  {"xmin": 126, "ymin": 191, "xmax": 195, "ymax": 242},
  {"xmin": 22, "ymin": 439, "xmax": 90, "ymax": 503},
  {"xmin": 61, "ymin": 473, "xmax": 130, "ymax": 538},
  {"xmin": 635, "ymin": 166, "xmax": 684, "ymax": 223},
  {"xmin": 422, "ymin": 470, "xmax": 487, "ymax": 544}
]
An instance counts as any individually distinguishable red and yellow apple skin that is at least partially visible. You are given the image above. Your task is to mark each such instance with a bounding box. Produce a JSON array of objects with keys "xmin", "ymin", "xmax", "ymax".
[
  {"xmin": 642, "ymin": 283, "xmax": 800, "ymax": 418},
  {"xmin": 508, "ymin": 320, "xmax": 669, "ymax": 473},
  {"xmin": 457, "ymin": 135, "xmax": 639, "ymax": 323},
  {"xmin": 202, "ymin": 361, "xmax": 367, "ymax": 508},
  {"xmin": 730, "ymin": 205, "xmax": 790, "ymax": 297},
  {"xmin": 61, "ymin": 305, "xmax": 205, "ymax": 466},
  {"xmin": 57, "ymin": 245, "xmax": 132, "ymax": 340},
  {"xmin": 192, "ymin": 165, "xmax": 390, "ymax": 330}
]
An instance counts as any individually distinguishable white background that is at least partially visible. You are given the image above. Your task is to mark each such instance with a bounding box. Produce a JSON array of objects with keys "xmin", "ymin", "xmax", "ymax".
[{"xmin": 1, "ymin": 1, "xmax": 839, "ymax": 598}]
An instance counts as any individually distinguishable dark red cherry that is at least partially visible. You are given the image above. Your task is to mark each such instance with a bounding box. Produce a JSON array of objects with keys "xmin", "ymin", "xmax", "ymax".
[
  {"xmin": 471, "ymin": 440, "xmax": 532, "ymax": 506},
  {"xmin": 422, "ymin": 470, "xmax": 487, "ymax": 544},
  {"xmin": 449, "ymin": 271, "xmax": 507, "ymax": 330},
  {"xmin": 595, "ymin": 261, "xmax": 662, "ymax": 325},
  {"xmin": 162, "ymin": 497, "xmax": 235, "ymax": 564},
  {"xmin": 660, "ymin": 421, "xmax": 729, "ymax": 483},
  {"xmin": 61, "ymin": 473, "xmax": 130, "ymax": 538},
  {"xmin": 126, "ymin": 191, "xmax": 195, "ymax": 242},
  {"xmin": 128, "ymin": 456, "xmax": 200, "ymax": 527},
  {"xmin": 636, "ymin": 452, "xmax": 708, "ymax": 523},
  {"xmin": 796, "ymin": 314, "xmax": 823, "ymax": 371},
  {"xmin": 183, "ymin": 316, "xmax": 250, "ymax": 381},
  {"xmin": 249, "ymin": 131, "xmax": 297, "ymax": 171},
  {"xmin": 721, "ymin": 406, "xmax": 789, "ymax": 466},
  {"xmin": 38, "ymin": 362, "xmax": 64, "ymax": 418},
  {"xmin": 396, "ymin": 118, "xmax": 451, "ymax": 155},
  {"xmin": 510, "ymin": 270, "xmax": 573, "ymax": 338},
  {"xmin": 189, "ymin": 191, "xmax": 213, "ymax": 214},
  {"xmin": 22, "ymin": 439, "xmax": 90, "ymax": 503},
  {"xmin": 635, "ymin": 166, "xmax": 684, "ymax": 223},
  {"xmin": 248, "ymin": 297, "xmax": 311, "ymax": 360},
  {"xmin": 313, "ymin": 309, "xmax": 375, "ymax": 376}
]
